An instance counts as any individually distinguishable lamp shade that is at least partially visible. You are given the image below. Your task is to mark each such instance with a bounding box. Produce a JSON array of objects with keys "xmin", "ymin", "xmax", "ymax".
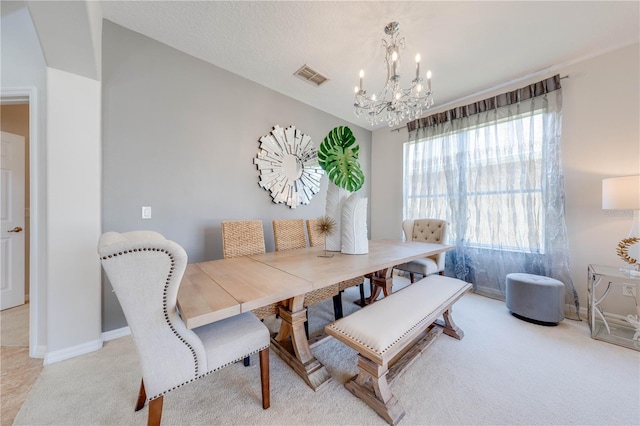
[{"xmin": 602, "ymin": 175, "xmax": 640, "ymax": 210}]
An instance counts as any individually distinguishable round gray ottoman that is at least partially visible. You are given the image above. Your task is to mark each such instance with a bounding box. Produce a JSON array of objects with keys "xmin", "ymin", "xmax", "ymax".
[{"xmin": 506, "ymin": 273, "xmax": 565, "ymax": 325}]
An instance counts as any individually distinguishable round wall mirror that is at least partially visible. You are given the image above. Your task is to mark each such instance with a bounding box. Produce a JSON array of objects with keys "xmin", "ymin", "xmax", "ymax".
[
  {"xmin": 282, "ymin": 154, "xmax": 303, "ymax": 180},
  {"xmin": 254, "ymin": 125, "xmax": 324, "ymax": 209}
]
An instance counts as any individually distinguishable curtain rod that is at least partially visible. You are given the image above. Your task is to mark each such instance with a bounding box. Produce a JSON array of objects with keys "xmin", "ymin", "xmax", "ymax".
[{"xmin": 390, "ymin": 74, "xmax": 569, "ymax": 133}]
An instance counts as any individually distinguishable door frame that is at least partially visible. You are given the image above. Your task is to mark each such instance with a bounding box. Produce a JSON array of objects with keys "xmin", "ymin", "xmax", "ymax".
[{"xmin": 1, "ymin": 86, "xmax": 42, "ymax": 358}]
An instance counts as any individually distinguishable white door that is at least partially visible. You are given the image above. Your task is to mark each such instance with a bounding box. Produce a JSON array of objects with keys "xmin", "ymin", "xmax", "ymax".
[{"xmin": 1, "ymin": 131, "xmax": 26, "ymax": 310}]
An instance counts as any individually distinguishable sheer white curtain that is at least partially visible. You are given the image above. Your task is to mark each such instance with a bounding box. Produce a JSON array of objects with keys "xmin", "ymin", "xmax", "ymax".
[{"xmin": 404, "ymin": 76, "xmax": 579, "ymax": 319}]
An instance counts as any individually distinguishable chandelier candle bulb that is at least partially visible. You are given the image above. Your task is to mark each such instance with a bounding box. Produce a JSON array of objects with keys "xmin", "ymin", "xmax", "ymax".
[
  {"xmin": 359, "ymin": 69, "xmax": 364, "ymax": 91},
  {"xmin": 392, "ymin": 51, "xmax": 398, "ymax": 76},
  {"xmin": 415, "ymin": 54, "xmax": 421, "ymax": 79}
]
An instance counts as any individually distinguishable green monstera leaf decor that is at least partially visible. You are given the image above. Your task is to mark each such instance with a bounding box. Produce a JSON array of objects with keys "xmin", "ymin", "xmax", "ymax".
[{"xmin": 318, "ymin": 126, "xmax": 365, "ymax": 192}]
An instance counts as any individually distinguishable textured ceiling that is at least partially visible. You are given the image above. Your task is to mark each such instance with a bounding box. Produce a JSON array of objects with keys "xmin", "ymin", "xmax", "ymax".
[{"xmin": 100, "ymin": 1, "xmax": 640, "ymax": 131}]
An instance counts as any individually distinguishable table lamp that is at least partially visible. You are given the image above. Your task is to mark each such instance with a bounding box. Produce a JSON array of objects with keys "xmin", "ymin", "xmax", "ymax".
[{"xmin": 602, "ymin": 175, "xmax": 640, "ymax": 276}]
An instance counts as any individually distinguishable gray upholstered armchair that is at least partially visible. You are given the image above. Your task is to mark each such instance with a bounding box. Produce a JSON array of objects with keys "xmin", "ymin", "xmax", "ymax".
[
  {"xmin": 98, "ymin": 231, "xmax": 270, "ymax": 426},
  {"xmin": 395, "ymin": 219, "xmax": 447, "ymax": 283}
]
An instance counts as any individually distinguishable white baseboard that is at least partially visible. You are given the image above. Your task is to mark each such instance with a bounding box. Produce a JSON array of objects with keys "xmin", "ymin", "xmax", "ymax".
[
  {"xmin": 30, "ymin": 345, "xmax": 47, "ymax": 359},
  {"xmin": 39, "ymin": 328, "xmax": 131, "ymax": 365},
  {"xmin": 102, "ymin": 326, "xmax": 131, "ymax": 342},
  {"xmin": 570, "ymin": 304, "xmax": 585, "ymax": 321},
  {"xmin": 44, "ymin": 338, "xmax": 103, "ymax": 365},
  {"xmin": 577, "ymin": 306, "xmax": 637, "ymax": 327}
]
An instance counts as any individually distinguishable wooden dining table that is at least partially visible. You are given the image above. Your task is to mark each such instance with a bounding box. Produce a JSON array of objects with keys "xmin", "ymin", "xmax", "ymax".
[{"xmin": 177, "ymin": 239, "xmax": 453, "ymax": 390}]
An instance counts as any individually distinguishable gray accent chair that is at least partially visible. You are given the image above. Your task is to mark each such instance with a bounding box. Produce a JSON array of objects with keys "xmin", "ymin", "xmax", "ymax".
[
  {"xmin": 98, "ymin": 231, "xmax": 270, "ymax": 426},
  {"xmin": 395, "ymin": 219, "xmax": 447, "ymax": 283}
]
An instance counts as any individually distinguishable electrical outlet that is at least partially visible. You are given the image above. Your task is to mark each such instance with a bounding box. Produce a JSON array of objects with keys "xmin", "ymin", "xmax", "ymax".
[
  {"xmin": 622, "ymin": 284, "xmax": 637, "ymax": 298},
  {"xmin": 141, "ymin": 206, "xmax": 152, "ymax": 219}
]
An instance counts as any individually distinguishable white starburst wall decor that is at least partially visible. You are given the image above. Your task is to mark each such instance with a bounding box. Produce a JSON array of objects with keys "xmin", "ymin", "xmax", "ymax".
[{"xmin": 254, "ymin": 125, "xmax": 324, "ymax": 209}]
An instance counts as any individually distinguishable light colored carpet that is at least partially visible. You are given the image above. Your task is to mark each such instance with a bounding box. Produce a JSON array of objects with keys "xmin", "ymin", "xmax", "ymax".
[
  {"xmin": 1, "ymin": 303, "xmax": 29, "ymax": 347},
  {"xmin": 14, "ymin": 279, "xmax": 640, "ymax": 425}
]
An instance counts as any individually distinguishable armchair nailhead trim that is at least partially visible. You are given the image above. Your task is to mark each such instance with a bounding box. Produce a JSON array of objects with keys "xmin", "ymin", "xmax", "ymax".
[
  {"xmin": 148, "ymin": 344, "xmax": 269, "ymax": 401},
  {"xmin": 101, "ymin": 244, "xmax": 270, "ymax": 402},
  {"xmin": 101, "ymin": 246, "xmax": 200, "ymax": 388}
]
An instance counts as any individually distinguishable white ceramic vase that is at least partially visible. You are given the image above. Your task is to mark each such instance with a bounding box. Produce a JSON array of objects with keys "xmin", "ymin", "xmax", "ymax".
[
  {"xmin": 325, "ymin": 182, "xmax": 349, "ymax": 252},
  {"xmin": 341, "ymin": 193, "xmax": 368, "ymax": 254}
]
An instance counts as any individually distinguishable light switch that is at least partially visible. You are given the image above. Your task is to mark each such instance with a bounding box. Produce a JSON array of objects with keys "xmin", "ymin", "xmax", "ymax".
[{"xmin": 141, "ymin": 206, "xmax": 152, "ymax": 219}]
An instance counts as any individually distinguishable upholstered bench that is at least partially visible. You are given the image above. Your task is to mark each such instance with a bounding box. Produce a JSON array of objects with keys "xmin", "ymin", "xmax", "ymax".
[
  {"xmin": 505, "ymin": 273, "xmax": 565, "ymax": 324},
  {"xmin": 325, "ymin": 275, "xmax": 472, "ymax": 425}
]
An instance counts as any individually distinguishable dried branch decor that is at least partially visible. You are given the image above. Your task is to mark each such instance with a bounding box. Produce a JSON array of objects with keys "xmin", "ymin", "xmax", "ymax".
[
  {"xmin": 315, "ymin": 215, "xmax": 336, "ymax": 258},
  {"xmin": 617, "ymin": 237, "xmax": 640, "ymax": 265}
]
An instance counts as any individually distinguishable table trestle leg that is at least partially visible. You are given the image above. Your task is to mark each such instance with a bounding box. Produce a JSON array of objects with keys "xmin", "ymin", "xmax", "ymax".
[
  {"xmin": 359, "ymin": 268, "xmax": 394, "ymax": 306},
  {"xmin": 270, "ymin": 295, "xmax": 332, "ymax": 391}
]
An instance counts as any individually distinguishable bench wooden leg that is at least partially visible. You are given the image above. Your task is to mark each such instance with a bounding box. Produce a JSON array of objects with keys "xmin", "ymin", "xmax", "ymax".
[
  {"xmin": 434, "ymin": 307, "xmax": 465, "ymax": 340},
  {"xmin": 345, "ymin": 356, "xmax": 405, "ymax": 425}
]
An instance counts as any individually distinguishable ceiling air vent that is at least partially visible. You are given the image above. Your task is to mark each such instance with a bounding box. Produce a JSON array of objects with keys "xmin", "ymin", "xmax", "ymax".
[{"xmin": 294, "ymin": 64, "xmax": 329, "ymax": 87}]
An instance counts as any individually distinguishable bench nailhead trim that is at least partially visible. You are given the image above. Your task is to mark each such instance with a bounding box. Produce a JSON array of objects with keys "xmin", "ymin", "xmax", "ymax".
[{"xmin": 327, "ymin": 309, "xmax": 442, "ymax": 356}]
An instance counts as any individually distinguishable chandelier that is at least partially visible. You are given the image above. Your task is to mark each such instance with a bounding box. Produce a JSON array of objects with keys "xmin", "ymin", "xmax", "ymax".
[{"xmin": 354, "ymin": 22, "xmax": 434, "ymax": 127}]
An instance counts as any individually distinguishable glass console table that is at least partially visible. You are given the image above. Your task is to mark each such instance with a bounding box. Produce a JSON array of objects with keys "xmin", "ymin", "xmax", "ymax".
[{"xmin": 588, "ymin": 264, "xmax": 640, "ymax": 351}]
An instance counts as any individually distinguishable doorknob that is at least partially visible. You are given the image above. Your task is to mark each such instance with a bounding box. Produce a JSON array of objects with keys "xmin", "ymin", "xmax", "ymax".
[{"xmin": 8, "ymin": 226, "xmax": 23, "ymax": 233}]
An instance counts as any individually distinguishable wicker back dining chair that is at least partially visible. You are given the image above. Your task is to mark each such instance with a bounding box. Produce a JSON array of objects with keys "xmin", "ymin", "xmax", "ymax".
[
  {"xmin": 395, "ymin": 218, "xmax": 448, "ymax": 283},
  {"xmin": 221, "ymin": 220, "xmax": 266, "ymax": 258},
  {"xmin": 305, "ymin": 219, "xmax": 365, "ymax": 317},
  {"xmin": 221, "ymin": 220, "xmax": 281, "ymax": 320},
  {"xmin": 272, "ymin": 219, "xmax": 340, "ymax": 337},
  {"xmin": 305, "ymin": 218, "xmax": 324, "ymax": 248},
  {"xmin": 98, "ymin": 231, "xmax": 270, "ymax": 426},
  {"xmin": 273, "ymin": 219, "xmax": 307, "ymax": 251}
]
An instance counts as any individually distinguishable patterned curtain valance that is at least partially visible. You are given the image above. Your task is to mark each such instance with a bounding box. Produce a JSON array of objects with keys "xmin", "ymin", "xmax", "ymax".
[{"xmin": 406, "ymin": 74, "xmax": 562, "ymax": 132}]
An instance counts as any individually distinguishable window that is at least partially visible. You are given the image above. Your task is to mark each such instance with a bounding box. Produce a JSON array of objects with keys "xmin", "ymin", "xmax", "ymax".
[
  {"xmin": 402, "ymin": 76, "xmax": 578, "ymax": 316},
  {"xmin": 404, "ymin": 111, "xmax": 545, "ymax": 253}
]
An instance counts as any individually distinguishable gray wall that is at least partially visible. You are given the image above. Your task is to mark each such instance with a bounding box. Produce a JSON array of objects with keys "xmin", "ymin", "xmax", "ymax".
[{"xmin": 101, "ymin": 21, "xmax": 372, "ymax": 331}]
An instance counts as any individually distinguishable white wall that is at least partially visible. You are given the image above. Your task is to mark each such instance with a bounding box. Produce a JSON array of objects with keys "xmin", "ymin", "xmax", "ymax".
[
  {"xmin": 44, "ymin": 68, "xmax": 102, "ymax": 363},
  {"xmin": 3, "ymin": 1, "xmax": 104, "ymax": 363},
  {"xmin": 26, "ymin": 1, "xmax": 101, "ymax": 80},
  {"xmin": 1, "ymin": 1, "xmax": 48, "ymax": 357},
  {"xmin": 371, "ymin": 43, "xmax": 640, "ymax": 315}
]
